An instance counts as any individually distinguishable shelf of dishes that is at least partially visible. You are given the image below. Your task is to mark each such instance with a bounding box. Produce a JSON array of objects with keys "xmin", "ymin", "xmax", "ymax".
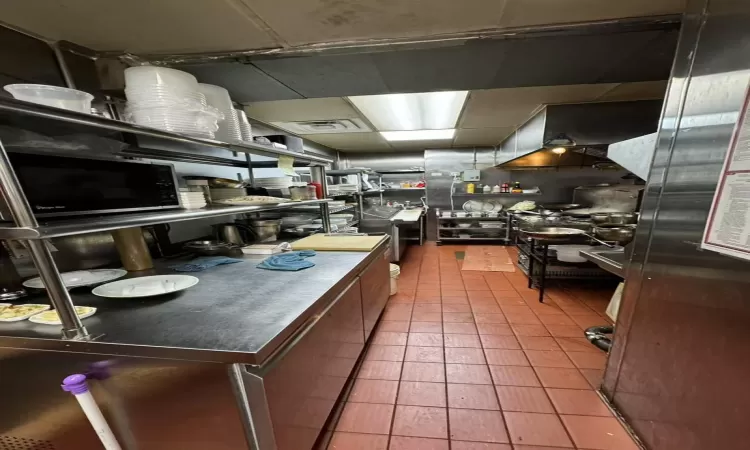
[
  {"xmin": 452, "ymin": 192, "xmax": 542, "ymax": 196},
  {"xmin": 437, "ymin": 211, "xmax": 505, "ymax": 219},
  {"xmin": 0, "ymin": 92, "xmax": 331, "ymax": 166},
  {"xmin": 0, "ymin": 200, "xmax": 331, "ymax": 240}
]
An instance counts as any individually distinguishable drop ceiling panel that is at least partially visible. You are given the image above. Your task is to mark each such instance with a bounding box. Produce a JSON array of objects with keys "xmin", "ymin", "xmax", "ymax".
[
  {"xmin": 244, "ymin": 98, "xmax": 361, "ymax": 122},
  {"xmin": 499, "ymin": 0, "xmax": 685, "ymax": 28},
  {"xmin": 252, "ymin": 54, "xmax": 388, "ymax": 97},
  {"xmin": 244, "ymin": 0, "xmax": 508, "ymax": 46},
  {"xmin": 305, "ymin": 132, "xmax": 391, "ymax": 151},
  {"xmin": 389, "ymin": 140, "xmax": 454, "ymax": 151},
  {"xmin": 453, "ymin": 127, "xmax": 516, "ymax": 146},
  {"xmin": 178, "ymin": 62, "xmax": 302, "ymax": 102},
  {"xmin": 0, "ymin": 0, "xmax": 279, "ymax": 53}
]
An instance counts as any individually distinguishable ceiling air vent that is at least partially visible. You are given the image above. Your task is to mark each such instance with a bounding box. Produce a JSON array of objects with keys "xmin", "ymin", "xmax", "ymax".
[{"xmin": 270, "ymin": 118, "xmax": 371, "ymax": 135}]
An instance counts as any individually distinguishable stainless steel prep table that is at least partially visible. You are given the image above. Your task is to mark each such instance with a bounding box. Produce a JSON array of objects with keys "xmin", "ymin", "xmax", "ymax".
[{"xmin": 0, "ymin": 237, "xmax": 391, "ymax": 450}]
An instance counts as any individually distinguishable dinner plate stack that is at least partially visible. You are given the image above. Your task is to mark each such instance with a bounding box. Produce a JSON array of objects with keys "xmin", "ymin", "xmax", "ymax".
[
  {"xmin": 254, "ymin": 177, "xmax": 294, "ymax": 190},
  {"xmin": 179, "ymin": 189, "xmax": 207, "ymax": 209},
  {"xmin": 123, "ymin": 66, "xmax": 222, "ymax": 138},
  {"xmin": 236, "ymin": 109, "xmax": 253, "ymax": 142},
  {"xmin": 198, "ymin": 84, "xmax": 242, "ymax": 142}
]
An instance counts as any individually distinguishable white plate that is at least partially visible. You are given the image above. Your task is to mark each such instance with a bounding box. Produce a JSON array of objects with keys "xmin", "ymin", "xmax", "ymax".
[
  {"xmin": 23, "ymin": 269, "xmax": 127, "ymax": 289},
  {"xmin": 28, "ymin": 306, "xmax": 97, "ymax": 325},
  {"xmin": 92, "ymin": 275, "xmax": 199, "ymax": 298},
  {"xmin": 463, "ymin": 200, "xmax": 485, "ymax": 212}
]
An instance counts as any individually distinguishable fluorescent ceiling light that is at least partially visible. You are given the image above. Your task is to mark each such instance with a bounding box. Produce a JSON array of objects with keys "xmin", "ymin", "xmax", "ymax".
[
  {"xmin": 348, "ymin": 91, "xmax": 468, "ymax": 131},
  {"xmin": 381, "ymin": 129, "xmax": 455, "ymax": 141}
]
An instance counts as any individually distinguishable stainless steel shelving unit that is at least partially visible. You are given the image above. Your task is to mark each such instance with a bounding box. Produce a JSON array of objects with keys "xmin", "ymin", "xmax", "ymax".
[
  {"xmin": 435, "ymin": 208, "xmax": 512, "ymax": 245},
  {"xmin": 0, "ymin": 97, "xmax": 334, "ymax": 340},
  {"xmin": 326, "ymin": 169, "xmax": 383, "ymax": 220}
]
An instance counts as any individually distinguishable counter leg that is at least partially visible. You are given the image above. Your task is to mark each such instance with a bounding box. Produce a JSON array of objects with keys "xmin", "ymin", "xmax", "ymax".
[{"xmin": 539, "ymin": 244, "xmax": 548, "ymax": 303}]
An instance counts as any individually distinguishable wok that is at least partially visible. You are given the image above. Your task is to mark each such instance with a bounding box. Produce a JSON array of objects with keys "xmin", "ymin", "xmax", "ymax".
[
  {"xmin": 520, "ymin": 227, "xmax": 615, "ymax": 247},
  {"xmin": 538, "ymin": 203, "xmax": 589, "ymax": 211}
]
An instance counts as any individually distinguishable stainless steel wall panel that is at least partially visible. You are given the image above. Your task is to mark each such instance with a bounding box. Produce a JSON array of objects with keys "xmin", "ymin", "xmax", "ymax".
[
  {"xmin": 360, "ymin": 254, "xmax": 390, "ymax": 340},
  {"xmin": 602, "ymin": 0, "xmax": 750, "ymax": 449}
]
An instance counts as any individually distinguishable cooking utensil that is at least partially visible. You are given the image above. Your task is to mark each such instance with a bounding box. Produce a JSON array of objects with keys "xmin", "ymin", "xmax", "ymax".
[
  {"xmin": 551, "ymin": 245, "xmax": 597, "ymax": 263},
  {"xmin": 92, "ymin": 275, "xmax": 199, "ymax": 298},
  {"xmin": 538, "ymin": 203, "xmax": 588, "ymax": 211},
  {"xmin": 183, "ymin": 240, "xmax": 232, "ymax": 255},
  {"xmin": 593, "ymin": 224, "xmax": 636, "ymax": 245},
  {"xmin": 246, "ymin": 219, "xmax": 281, "ymax": 243},
  {"xmin": 591, "ymin": 212, "xmax": 637, "ymax": 225},
  {"xmin": 212, "ymin": 223, "xmax": 257, "ymax": 245},
  {"xmin": 520, "ymin": 227, "xmax": 615, "ymax": 247}
]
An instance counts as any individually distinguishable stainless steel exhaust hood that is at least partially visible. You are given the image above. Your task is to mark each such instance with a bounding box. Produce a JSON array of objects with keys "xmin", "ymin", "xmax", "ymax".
[{"xmin": 496, "ymin": 100, "xmax": 662, "ymax": 169}]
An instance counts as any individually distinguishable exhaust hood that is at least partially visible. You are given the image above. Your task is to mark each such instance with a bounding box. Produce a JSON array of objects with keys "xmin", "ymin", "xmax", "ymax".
[
  {"xmin": 606, "ymin": 133, "xmax": 658, "ymax": 180},
  {"xmin": 496, "ymin": 100, "xmax": 662, "ymax": 169}
]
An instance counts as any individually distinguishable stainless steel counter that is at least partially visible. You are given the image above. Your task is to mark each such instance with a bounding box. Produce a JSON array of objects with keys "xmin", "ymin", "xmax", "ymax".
[
  {"xmin": 580, "ymin": 248, "xmax": 627, "ymax": 278},
  {"xmin": 0, "ymin": 237, "xmax": 389, "ymax": 365}
]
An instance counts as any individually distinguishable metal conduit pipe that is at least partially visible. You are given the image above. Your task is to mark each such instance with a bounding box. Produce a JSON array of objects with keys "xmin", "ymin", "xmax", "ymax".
[{"xmin": 585, "ymin": 325, "xmax": 613, "ymax": 352}]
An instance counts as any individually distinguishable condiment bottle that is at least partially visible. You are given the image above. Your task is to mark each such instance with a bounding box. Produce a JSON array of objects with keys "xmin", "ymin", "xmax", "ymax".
[
  {"xmin": 501, "ymin": 182, "xmax": 509, "ymax": 193},
  {"xmin": 466, "ymin": 183, "xmax": 475, "ymax": 194},
  {"xmin": 512, "ymin": 182, "xmax": 523, "ymax": 193},
  {"xmin": 492, "ymin": 184, "xmax": 501, "ymax": 193},
  {"xmin": 483, "ymin": 184, "xmax": 491, "ymax": 194}
]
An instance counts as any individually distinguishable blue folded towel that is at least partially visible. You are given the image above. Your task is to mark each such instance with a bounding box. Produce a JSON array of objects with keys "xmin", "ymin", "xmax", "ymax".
[
  {"xmin": 257, "ymin": 250, "xmax": 316, "ymax": 271},
  {"xmin": 169, "ymin": 256, "xmax": 243, "ymax": 272}
]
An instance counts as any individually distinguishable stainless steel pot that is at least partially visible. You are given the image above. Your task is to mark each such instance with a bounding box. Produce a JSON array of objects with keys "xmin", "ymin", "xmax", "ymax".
[
  {"xmin": 212, "ymin": 223, "xmax": 256, "ymax": 245},
  {"xmin": 593, "ymin": 224, "xmax": 636, "ymax": 245},
  {"xmin": 591, "ymin": 212, "xmax": 637, "ymax": 225},
  {"xmin": 247, "ymin": 219, "xmax": 281, "ymax": 243}
]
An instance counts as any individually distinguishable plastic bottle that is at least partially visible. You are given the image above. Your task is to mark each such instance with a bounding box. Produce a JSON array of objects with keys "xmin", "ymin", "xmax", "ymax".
[
  {"xmin": 483, "ymin": 184, "xmax": 491, "ymax": 194},
  {"xmin": 492, "ymin": 184, "xmax": 501, "ymax": 193},
  {"xmin": 466, "ymin": 183, "xmax": 475, "ymax": 194}
]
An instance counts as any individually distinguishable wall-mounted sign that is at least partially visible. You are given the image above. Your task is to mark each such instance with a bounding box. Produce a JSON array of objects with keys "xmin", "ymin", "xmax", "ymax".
[{"xmin": 702, "ymin": 82, "xmax": 750, "ymax": 261}]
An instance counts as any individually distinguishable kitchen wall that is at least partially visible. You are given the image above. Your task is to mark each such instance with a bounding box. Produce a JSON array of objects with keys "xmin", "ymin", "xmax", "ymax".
[{"xmin": 602, "ymin": 0, "xmax": 750, "ymax": 449}]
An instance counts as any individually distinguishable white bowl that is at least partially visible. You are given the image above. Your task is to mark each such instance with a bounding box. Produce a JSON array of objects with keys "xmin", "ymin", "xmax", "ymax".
[{"xmin": 5, "ymin": 84, "xmax": 94, "ymax": 113}]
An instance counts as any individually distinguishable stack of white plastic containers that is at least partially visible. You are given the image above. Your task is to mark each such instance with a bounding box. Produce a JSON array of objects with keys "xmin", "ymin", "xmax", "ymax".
[
  {"xmin": 124, "ymin": 67, "xmax": 222, "ymax": 139},
  {"xmin": 198, "ymin": 83, "xmax": 242, "ymax": 143}
]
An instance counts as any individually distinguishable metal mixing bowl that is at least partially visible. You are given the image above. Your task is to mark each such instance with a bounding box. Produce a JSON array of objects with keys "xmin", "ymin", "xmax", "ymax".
[{"xmin": 593, "ymin": 224, "xmax": 636, "ymax": 245}]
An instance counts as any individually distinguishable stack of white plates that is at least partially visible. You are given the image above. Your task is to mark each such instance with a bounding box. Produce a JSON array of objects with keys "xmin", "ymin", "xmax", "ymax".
[
  {"xmin": 236, "ymin": 109, "xmax": 253, "ymax": 142},
  {"xmin": 254, "ymin": 177, "xmax": 294, "ymax": 189},
  {"xmin": 209, "ymin": 188, "xmax": 247, "ymax": 201},
  {"xmin": 179, "ymin": 190, "xmax": 207, "ymax": 209},
  {"xmin": 124, "ymin": 66, "xmax": 222, "ymax": 138},
  {"xmin": 199, "ymin": 84, "xmax": 242, "ymax": 142}
]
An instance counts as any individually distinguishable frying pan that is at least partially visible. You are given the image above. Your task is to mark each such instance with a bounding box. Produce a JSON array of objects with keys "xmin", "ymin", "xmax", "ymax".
[{"xmin": 519, "ymin": 227, "xmax": 614, "ymax": 247}]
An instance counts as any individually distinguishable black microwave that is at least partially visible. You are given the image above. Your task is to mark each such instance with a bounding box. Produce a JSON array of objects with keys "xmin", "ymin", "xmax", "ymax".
[{"xmin": 0, "ymin": 151, "xmax": 181, "ymax": 220}]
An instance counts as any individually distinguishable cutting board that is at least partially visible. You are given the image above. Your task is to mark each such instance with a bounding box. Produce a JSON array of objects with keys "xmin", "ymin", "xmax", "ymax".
[{"xmin": 291, "ymin": 234, "xmax": 386, "ymax": 252}]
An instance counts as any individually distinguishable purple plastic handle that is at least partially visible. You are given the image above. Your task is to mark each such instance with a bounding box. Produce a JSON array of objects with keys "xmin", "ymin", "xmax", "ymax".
[{"xmin": 62, "ymin": 373, "xmax": 89, "ymax": 395}]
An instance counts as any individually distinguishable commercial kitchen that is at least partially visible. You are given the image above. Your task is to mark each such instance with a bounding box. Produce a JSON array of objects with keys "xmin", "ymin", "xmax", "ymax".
[{"xmin": 0, "ymin": 1, "xmax": 747, "ymax": 450}]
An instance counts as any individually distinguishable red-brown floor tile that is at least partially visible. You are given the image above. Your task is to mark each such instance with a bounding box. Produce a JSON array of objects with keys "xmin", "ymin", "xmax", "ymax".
[
  {"xmin": 517, "ymin": 336, "xmax": 561, "ymax": 351},
  {"xmin": 546, "ymin": 388, "xmax": 613, "ymax": 416},
  {"xmin": 505, "ymin": 313, "xmax": 542, "ymax": 325},
  {"xmin": 580, "ymin": 368, "xmax": 605, "ymax": 389},
  {"xmin": 349, "ymin": 379, "xmax": 399, "ymax": 404},
  {"xmin": 527, "ymin": 302, "xmax": 566, "ymax": 315},
  {"xmin": 545, "ymin": 325, "xmax": 584, "ymax": 338},
  {"xmin": 442, "ymin": 296, "xmax": 470, "ymax": 304},
  {"xmin": 373, "ymin": 331, "xmax": 409, "ymax": 346},
  {"xmin": 415, "ymin": 296, "xmax": 443, "ymax": 304},
  {"xmin": 411, "ymin": 322, "xmax": 444, "ymax": 333},
  {"xmin": 468, "ymin": 291, "xmax": 496, "ymax": 300},
  {"xmin": 390, "ymin": 294, "xmax": 416, "ymax": 304},
  {"xmin": 359, "ymin": 360, "xmax": 403, "ymax": 381},
  {"xmin": 366, "ymin": 345, "xmax": 406, "ymax": 362},
  {"xmin": 566, "ymin": 351, "xmax": 607, "ymax": 370},
  {"xmin": 480, "ymin": 335, "xmax": 521, "ymax": 350},
  {"xmin": 443, "ymin": 322, "xmax": 479, "ymax": 334},
  {"xmin": 448, "ymin": 409, "xmax": 509, "ymax": 443},
  {"xmin": 392, "ymin": 406, "xmax": 448, "ymax": 439},
  {"xmin": 444, "ymin": 333, "xmax": 482, "ymax": 348},
  {"xmin": 402, "ymin": 362, "xmax": 446, "ymax": 383},
  {"xmin": 473, "ymin": 313, "xmax": 508, "ymax": 324},
  {"xmin": 514, "ymin": 446, "xmax": 572, "ymax": 450},
  {"xmin": 412, "ymin": 312, "xmax": 443, "ymax": 322},
  {"xmin": 533, "ymin": 367, "xmax": 591, "ymax": 389},
  {"xmin": 465, "ymin": 280, "xmax": 491, "ymax": 291},
  {"xmin": 477, "ymin": 323, "xmax": 514, "ymax": 336},
  {"xmin": 451, "ymin": 442, "xmax": 511, "ymax": 450},
  {"xmin": 495, "ymin": 298, "xmax": 526, "ymax": 308},
  {"xmin": 560, "ymin": 415, "xmax": 639, "ymax": 450},
  {"xmin": 336, "ymin": 402, "xmax": 394, "ymax": 434},
  {"xmin": 442, "ymin": 290, "xmax": 467, "ymax": 298},
  {"xmin": 471, "ymin": 304, "xmax": 503, "ymax": 314},
  {"xmin": 555, "ymin": 337, "xmax": 600, "ymax": 353},
  {"xmin": 492, "ymin": 291, "xmax": 523, "ymax": 300},
  {"xmin": 494, "ymin": 386, "xmax": 554, "ymax": 413},
  {"xmin": 445, "ymin": 347, "xmax": 487, "ymax": 364},
  {"xmin": 500, "ymin": 305, "xmax": 533, "ymax": 315},
  {"xmin": 380, "ymin": 321, "xmax": 412, "ymax": 332},
  {"xmin": 489, "ymin": 366, "xmax": 541, "ymax": 387},
  {"xmin": 443, "ymin": 312, "xmax": 474, "ymax": 323},
  {"xmin": 441, "ymin": 283, "xmax": 465, "ymax": 291},
  {"xmin": 389, "ymin": 436, "xmax": 449, "ymax": 450},
  {"xmin": 443, "ymin": 303, "xmax": 472, "ymax": 313},
  {"xmin": 447, "ymin": 384, "xmax": 500, "ymax": 410},
  {"xmin": 537, "ymin": 314, "xmax": 577, "ymax": 327},
  {"xmin": 328, "ymin": 432, "xmax": 388, "ymax": 450},
  {"xmin": 503, "ymin": 412, "xmax": 573, "ymax": 447},
  {"xmin": 484, "ymin": 349, "xmax": 529, "ymax": 366},
  {"xmin": 398, "ymin": 381, "xmax": 447, "ymax": 407},
  {"xmin": 414, "ymin": 304, "xmax": 443, "ymax": 313},
  {"xmin": 416, "ymin": 291, "xmax": 442, "ymax": 302},
  {"xmin": 510, "ymin": 324, "xmax": 550, "ymax": 337},
  {"xmin": 524, "ymin": 350, "xmax": 575, "ymax": 368},
  {"xmin": 446, "ymin": 364, "xmax": 493, "ymax": 385},
  {"xmin": 384, "ymin": 309, "xmax": 414, "ymax": 322},
  {"xmin": 405, "ymin": 346, "xmax": 445, "ymax": 363}
]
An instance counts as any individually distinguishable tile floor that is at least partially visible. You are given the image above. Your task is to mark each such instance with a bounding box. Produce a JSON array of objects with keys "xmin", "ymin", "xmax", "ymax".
[{"xmin": 327, "ymin": 243, "xmax": 637, "ymax": 450}]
